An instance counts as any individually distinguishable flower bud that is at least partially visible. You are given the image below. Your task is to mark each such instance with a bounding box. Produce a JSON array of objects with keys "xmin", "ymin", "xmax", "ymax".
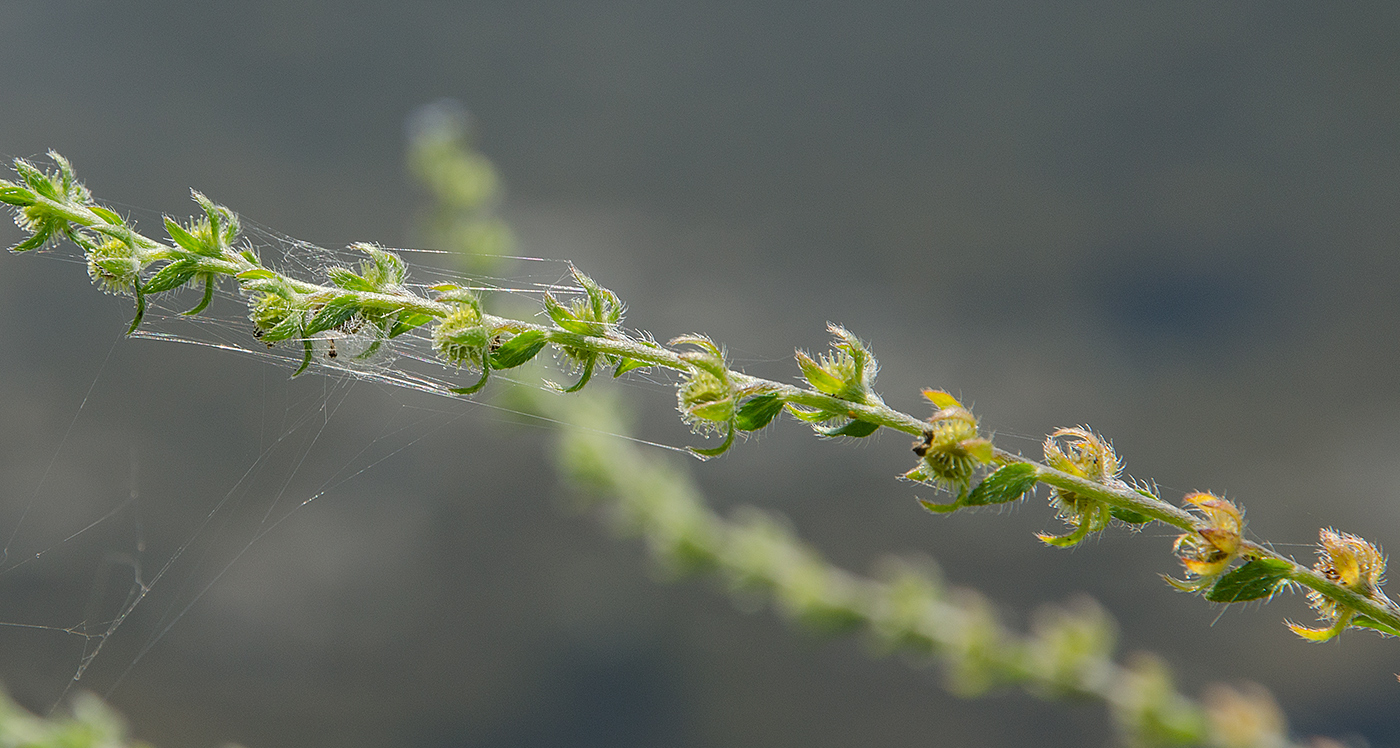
[
  {"xmin": 1170, "ymin": 493, "xmax": 1245, "ymax": 585},
  {"xmin": 432, "ymin": 297, "xmax": 490, "ymax": 369},
  {"xmin": 1037, "ymin": 427, "xmax": 1125, "ymax": 546},
  {"xmin": 905, "ymin": 390, "xmax": 991, "ymax": 495},
  {"xmin": 85, "ymin": 237, "xmax": 142, "ymax": 295}
]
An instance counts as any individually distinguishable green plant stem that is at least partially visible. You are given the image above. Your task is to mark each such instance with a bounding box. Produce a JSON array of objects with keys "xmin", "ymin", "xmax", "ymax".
[
  {"xmin": 7, "ymin": 153, "xmax": 1398, "ymax": 643},
  {"xmin": 995, "ymin": 449, "xmax": 1400, "ymax": 632}
]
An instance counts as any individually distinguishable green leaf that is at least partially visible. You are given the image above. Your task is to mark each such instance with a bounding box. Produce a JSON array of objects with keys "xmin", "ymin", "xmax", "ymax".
[
  {"xmin": 328, "ymin": 267, "xmax": 377, "ymax": 292},
  {"xmin": 293, "ymin": 339, "xmax": 313, "ymax": 376},
  {"xmin": 0, "ymin": 183, "xmax": 35, "ymax": 206},
  {"xmin": 1204, "ymin": 559, "xmax": 1293, "ymax": 603},
  {"xmin": 544, "ymin": 293, "xmax": 602, "ymax": 335},
  {"xmin": 141, "ymin": 259, "xmax": 199, "ymax": 293},
  {"xmin": 305, "ymin": 294, "xmax": 361, "ymax": 335},
  {"xmin": 13, "ymin": 229, "xmax": 53, "ymax": 251},
  {"xmin": 796, "ymin": 351, "xmax": 846, "ymax": 396},
  {"xmin": 367, "ymin": 245, "xmax": 407, "ymax": 286},
  {"xmin": 1352, "ymin": 615, "xmax": 1400, "ymax": 638},
  {"xmin": 917, "ymin": 497, "xmax": 962, "ymax": 514},
  {"xmin": 816, "ymin": 418, "xmax": 880, "ymax": 438},
  {"xmin": 237, "ymin": 268, "xmax": 276, "ymax": 280},
  {"xmin": 182, "ymin": 275, "xmax": 215, "ymax": 316},
  {"xmin": 965, "ymin": 463, "xmax": 1039, "ymax": 507},
  {"xmin": 688, "ymin": 421, "xmax": 736, "ymax": 459},
  {"xmin": 1109, "ymin": 506, "xmax": 1154, "ymax": 525},
  {"xmin": 449, "ymin": 360, "xmax": 492, "ymax": 395},
  {"xmin": 786, "ymin": 404, "xmax": 838, "ymax": 424},
  {"xmin": 127, "ymin": 286, "xmax": 147, "ymax": 333},
  {"xmin": 613, "ymin": 356, "xmax": 652, "ymax": 377},
  {"xmin": 89, "ymin": 205, "xmax": 124, "ymax": 225},
  {"xmin": 561, "ymin": 356, "xmax": 596, "ymax": 393},
  {"xmin": 163, "ymin": 217, "xmax": 202, "ymax": 254},
  {"xmin": 490, "ymin": 329, "xmax": 549, "ymax": 368},
  {"xmin": 387, "ymin": 311, "xmax": 433, "ymax": 338},
  {"xmin": 735, "ymin": 394, "xmax": 786, "ymax": 431},
  {"xmin": 14, "ymin": 159, "xmax": 54, "ymax": 198},
  {"xmin": 689, "ymin": 399, "xmax": 733, "ymax": 422},
  {"xmin": 259, "ymin": 313, "xmax": 304, "ymax": 343}
]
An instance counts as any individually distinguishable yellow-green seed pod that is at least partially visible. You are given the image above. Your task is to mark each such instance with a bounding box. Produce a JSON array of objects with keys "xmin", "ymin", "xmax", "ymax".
[
  {"xmin": 85, "ymin": 238, "xmax": 141, "ymax": 295},
  {"xmin": 432, "ymin": 299, "xmax": 490, "ymax": 369}
]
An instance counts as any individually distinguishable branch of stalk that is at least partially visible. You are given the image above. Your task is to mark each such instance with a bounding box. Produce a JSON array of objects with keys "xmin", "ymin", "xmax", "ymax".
[{"xmin": 5, "ymin": 151, "xmax": 1397, "ymax": 645}]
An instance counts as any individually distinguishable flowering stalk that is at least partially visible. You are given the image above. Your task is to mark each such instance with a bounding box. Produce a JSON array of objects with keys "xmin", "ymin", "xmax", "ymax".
[{"xmin": 4, "ymin": 152, "xmax": 1397, "ymax": 644}]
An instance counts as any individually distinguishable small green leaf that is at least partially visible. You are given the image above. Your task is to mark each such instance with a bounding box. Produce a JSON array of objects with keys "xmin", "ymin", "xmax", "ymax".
[
  {"xmin": 182, "ymin": 275, "xmax": 215, "ymax": 316},
  {"xmin": 388, "ymin": 311, "xmax": 433, "ymax": 338},
  {"xmin": 796, "ymin": 351, "xmax": 846, "ymax": 396},
  {"xmin": 816, "ymin": 418, "xmax": 880, "ymax": 438},
  {"xmin": 14, "ymin": 159, "xmax": 54, "ymax": 198},
  {"xmin": 1204, "ymin": 559, "xmax": 1293, "ymax": 603},
  {"xmin": 903, "ymin": 464, "xmax": 932, "ymax": 484},
  {"xmin": 1352, "ymin": 615, "xmax": 1400, "ymax": 638},
  {"xmin": 237, "ymin": 268, "xmax": 276, "ymax": 280},
  {"xmin": 0, "ymin": 183, "xmax": 35, "ymax": 206},
  {"xmin": 327, "ymin": 267, "xmax": 377, "ymax": 292},
  {"xmin": 688, "ymin": 421, "xmax": 736, "ymax": 459},
  {"xmin": 350, "ymin": 242, "xmax": 407, "ymax": 288},
  {"xmin": 163, "ymin": 217, "xmax": 203, "ymax": 254},
  {"xmin": 735, "ymin": 394, "xmax": 786, "ymax": 431},
  {"xmin": 141, "ymin": 259, "xmax": 199, "ymax": 293},
  {"xmin": 449, "ymin": 360, "xmax": 492, "ymax": 395},
  {"xmin": 490, "ymin": 329, "xmax": 549, "ymax": 368},
  {"xmin": 305, "ymin": 294, "xmax": 360, "ymax": 335},
  {"xmin": 689, "ymin": 399, "xmax": 733, "ymax": 422},
  {"xmin": 1109, "ymin": 506, "xmax": 1154, "ymax": 525},
  {"xmin": 127, "ymin": 286, "xmax": 147, "ymax": 333},
  {"xmin": 544, "ymin": 293, "xmax": 602, "ymax": 335},
  {"xmin": 786, "ymin": 404, "xmax": 838, "ymax": 423},
  {"xmin": 293, "ymin": 339, "xmax": 314, "ymax": 376},
  {"xmin": 13, "ymin": 229, "xmax": 53, "ymax": 251},
  {"xmin": 965, "ymin": 463, "xmax": 1038, "ymax": 507},
  {"xmin": 259, "ymin": 313, "xmax": 304, "ymax": 343},
  {"xmin": 561, "ymin": 356, "xmax": 596, "ymax": 393},
  {"xmin": 89, "ymin": 205, "xmax": 124, "ymax": 225},
  {"xmin": 613, "ymin": 356, "xmax": 652, "ymax": 377},
  {"xmin": 918, "ymin": 497, "xmax": 962, "ymax": 514}
]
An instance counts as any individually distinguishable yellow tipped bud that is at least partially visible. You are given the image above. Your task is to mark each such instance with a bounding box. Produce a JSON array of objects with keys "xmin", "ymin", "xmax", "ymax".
[{"xmin": 1172, "ymin": 493, "xmax": 1245, "ymax": 583}]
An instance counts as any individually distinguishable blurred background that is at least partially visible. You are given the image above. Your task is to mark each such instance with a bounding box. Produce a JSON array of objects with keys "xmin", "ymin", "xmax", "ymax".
[{"xmin": 2, "ymin": 2, "xmax": 1400, "ymax": 746}]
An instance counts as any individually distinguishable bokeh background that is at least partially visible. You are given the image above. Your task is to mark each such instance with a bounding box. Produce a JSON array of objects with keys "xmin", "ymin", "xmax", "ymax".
[{"xmin": 3, "ymin": 3, "xmax": 1400, "ymax": 746}]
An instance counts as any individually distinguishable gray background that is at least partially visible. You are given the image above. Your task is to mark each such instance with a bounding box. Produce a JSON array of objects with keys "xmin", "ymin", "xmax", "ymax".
[{"xmin": 2, "ymin": 2, "xmax": 1399, "ymax": 746}]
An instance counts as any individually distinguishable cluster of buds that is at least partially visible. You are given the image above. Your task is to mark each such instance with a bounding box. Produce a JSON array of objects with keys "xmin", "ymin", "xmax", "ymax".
[
  {"xmin": 903, "ymin": 390, "xmax": 993, "ymax": 498},
  {"xmin": 785, "ymin": 325, "xmax": 886, "ymax": 438},
  {"xmin": 4, "ymin": 152, "xmax": 94, "ymax": 251},
  {"xmin": 673, "ymin": 335, "xmax": 738, "ymax": 457},
  {"xmin": 1288, "ymin": 529, "xmax": 1390, "ymax": 642},
  {"xmin": 1167, "ymin": 493, "xmax": 1246, "ymax": 591},
  {"xmin": 1037, "ymin": 427, "xmax": 1127, "ymax": 546},
  {"xmin": 431, "ymin": 292, "xmax": 491, "ymax": 369},
  {"xmin": 540, "ymin": 265, "xmax": 628, "ymax": 392},
  {"xmin": 86, "ymin": 236, "xmax": 143, "ymax": 295}
]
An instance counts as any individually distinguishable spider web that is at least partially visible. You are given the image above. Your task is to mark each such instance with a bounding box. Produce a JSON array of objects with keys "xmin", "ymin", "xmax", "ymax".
[{"xmin": 0, "ymin": 216, "xmax": 692, "ymax": 713}]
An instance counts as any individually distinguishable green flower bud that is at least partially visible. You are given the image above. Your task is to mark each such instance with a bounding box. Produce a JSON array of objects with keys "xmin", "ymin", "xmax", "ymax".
[
  {"xmin": 85, "ymin": 237, "xmax": 142, "ymax": 295},
  {"xmin": 432, "ymin": 297, "xmax": 490, "ymax": 369}
]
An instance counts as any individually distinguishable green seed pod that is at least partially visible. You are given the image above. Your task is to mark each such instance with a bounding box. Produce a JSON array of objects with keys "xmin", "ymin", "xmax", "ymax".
[
  {"xmin": 677, "ymin": 366, "xmax": 734, "ymax": 434},
  {"xmin": 432, "ymin": 297, "xmax": 490, "ymax": 369},
  {"xmin": 85, "ymin": 237, "xmax": 142, "ymax": 295}
]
